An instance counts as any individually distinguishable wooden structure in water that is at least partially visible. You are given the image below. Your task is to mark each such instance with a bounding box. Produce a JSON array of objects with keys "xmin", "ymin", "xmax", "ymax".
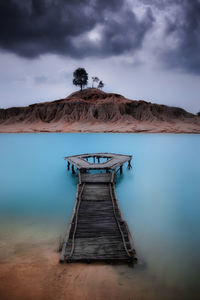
[{"xmin": 60, "ymin": 153, "xmax": 135, "ymax": 264}]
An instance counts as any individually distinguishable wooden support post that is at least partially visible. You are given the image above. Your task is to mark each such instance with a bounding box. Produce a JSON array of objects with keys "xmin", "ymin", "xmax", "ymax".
[
  {"xmin": 128, "ymin": 160, "xmax": 132, "ymax": 169},
  {"xmin": 120, "ymin": 165, "xmax": 123, "ymax": 174},
  {"xmin": 93, "ymin": 156, "xmax": 95, "ymax": 164},
  {"xmin": 72, "ymin": 165, "xmax": 75, "ymax": 174},
  {"xmin": 97, "ymin": 157, "xmax": 100, "ymax": 163},
  {"xmin": 67, "ymin": 161, "xmax": 70, "ymax": 170}
]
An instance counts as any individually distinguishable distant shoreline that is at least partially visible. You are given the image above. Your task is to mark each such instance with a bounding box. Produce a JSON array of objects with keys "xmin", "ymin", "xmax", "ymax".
[{"xmin": 0, "ymin": 121, "xmax": 200, "ymax": 134}]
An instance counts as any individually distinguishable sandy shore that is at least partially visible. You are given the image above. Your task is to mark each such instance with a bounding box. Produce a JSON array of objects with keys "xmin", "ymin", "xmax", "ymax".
[
  {"xmin": 0, "ymin": 120, "xmax": 200, "ymax": 133},
  {"xmin": 0, "ymin": 243, "xmax": 198, "ymax": 300}
]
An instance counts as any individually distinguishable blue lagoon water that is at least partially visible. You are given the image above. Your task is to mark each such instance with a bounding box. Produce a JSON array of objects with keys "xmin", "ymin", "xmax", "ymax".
[{"xmin": 0, "ymin": 133, "xmax": 200, "ymax": 295}]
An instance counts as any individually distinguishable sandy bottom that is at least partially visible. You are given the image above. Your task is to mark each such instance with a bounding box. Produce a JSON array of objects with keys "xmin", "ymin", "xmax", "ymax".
[
  {"xmin": 0, "ymin": 120, "xmax": 200, "ymax": 133},
  {"xmin": 0, "ymin": 241, "xmax": 198, "ymax": 300}
]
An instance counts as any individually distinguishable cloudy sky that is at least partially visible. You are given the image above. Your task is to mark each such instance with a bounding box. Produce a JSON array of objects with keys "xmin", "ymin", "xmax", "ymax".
[{"xmin": 0, "ymin": 0, "xmax": 200, "ymax": 113}]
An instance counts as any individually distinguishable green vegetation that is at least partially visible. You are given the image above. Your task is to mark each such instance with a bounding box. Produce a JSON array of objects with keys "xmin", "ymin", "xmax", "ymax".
[
  {"xmin": 73, "ymin": 68, "xmax": 105, "ymax": 91},
  {"xmin": 73, "ymin": 68, "xmax": 88, "ymax": 91},
  {"xmin": 98, "ymin": 80, "xmax": 104, "ymax": 89},
  {"xmin": 92, "ymin": 76, "xmax": 99, "ymax": 87}
]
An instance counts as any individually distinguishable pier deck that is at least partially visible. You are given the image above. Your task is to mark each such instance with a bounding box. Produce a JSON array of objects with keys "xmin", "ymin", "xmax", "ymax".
[{"xmin": 60, "ymin": 153, "xmax": 135, "ymax": 263}]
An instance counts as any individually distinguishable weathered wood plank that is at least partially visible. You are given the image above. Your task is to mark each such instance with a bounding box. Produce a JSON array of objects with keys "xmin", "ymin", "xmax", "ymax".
[{"xmin": 81, "ymin": 173, "xmax": 112, "ymax": 183}]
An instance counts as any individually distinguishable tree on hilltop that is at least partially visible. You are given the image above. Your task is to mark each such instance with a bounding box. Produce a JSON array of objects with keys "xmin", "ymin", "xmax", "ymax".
[
  {"xmin": 92, "ymin": 76, "xmax": 99, "ymax": 88},
  {"xmin": 73, "ymin": 68, "xmax": 88, "ymax": 91},
  {"xmin": 98, "ymin": 80, "xmax": 104, "ymax": 90}
]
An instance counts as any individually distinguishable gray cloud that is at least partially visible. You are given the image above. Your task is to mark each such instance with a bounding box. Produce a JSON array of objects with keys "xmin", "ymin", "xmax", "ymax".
[
  {"xmin": 142, "ymin": 0, "xmax": 200, "ymax": 74},
  {"xmin": 0, "ymin": 0, "xmax": 200, "ymax": 74},
  {"xmin": 0, "ymin": 0, "xmax": 154, "ymax": 58},
  {"xmin": 34, "ymin": 75, "xmax": 48, "ymax": 84},
  {"xmin": 162, "ymin": 0, "xmax": 200, "ymax": 74}
]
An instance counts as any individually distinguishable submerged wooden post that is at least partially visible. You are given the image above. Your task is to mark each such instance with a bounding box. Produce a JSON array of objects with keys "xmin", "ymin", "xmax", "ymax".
[
  {"xmin": 72, "ymin": 165, "xmax": 75, "ymax": 174},
  {"xmin": 128, "ymin": 159, "xmax": 132, "ymax": 169},
  {"xmin": 67, "ymin": 161, "xmax": 70, "ymax": 170},
  {"xmin": 120, "ymin": 165, "xmax": 123, "ymax": 174}
]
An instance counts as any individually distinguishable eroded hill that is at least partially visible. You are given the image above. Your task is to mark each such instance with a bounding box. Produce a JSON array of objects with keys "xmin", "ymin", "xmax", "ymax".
[{"xmin": 0, "ymin": 88, "xmax": 199, "ymax": 133}]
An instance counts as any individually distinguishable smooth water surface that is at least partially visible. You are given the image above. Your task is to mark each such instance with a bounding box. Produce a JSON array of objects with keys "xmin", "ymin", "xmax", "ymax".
[{"xmin": 0, "ymin": 133, "xmax": 200, "ymax": 294}]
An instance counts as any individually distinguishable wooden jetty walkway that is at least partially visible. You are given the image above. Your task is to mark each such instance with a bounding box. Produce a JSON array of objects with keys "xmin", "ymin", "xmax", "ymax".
[{"xmin": 60, "ymin": 153, "xmax": 136, "ymax": 264}]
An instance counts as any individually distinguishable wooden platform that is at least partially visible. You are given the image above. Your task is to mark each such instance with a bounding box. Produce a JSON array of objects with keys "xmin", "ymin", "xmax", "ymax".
[
  {"xmin": 65, "ymin": 153, "xmax": 132, "ymax": 171},
  {"xmin": 60, "ymin": 171, "xmax": 135, "ymax": 263}
]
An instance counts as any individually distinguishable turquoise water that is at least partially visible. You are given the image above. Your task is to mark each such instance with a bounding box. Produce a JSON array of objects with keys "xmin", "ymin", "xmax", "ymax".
[{"xmin": 0, "ymin": 133, "xmax": 200, "ymax": 293}]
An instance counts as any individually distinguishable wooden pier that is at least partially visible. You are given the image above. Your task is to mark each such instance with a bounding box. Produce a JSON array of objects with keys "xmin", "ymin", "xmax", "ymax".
[{"xmin": 60, "ymin": 153, "xmax": 135, "ymax": 264}]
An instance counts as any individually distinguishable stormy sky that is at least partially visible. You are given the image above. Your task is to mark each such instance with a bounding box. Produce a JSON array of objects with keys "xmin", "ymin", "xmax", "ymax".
[{"xmin": 0, "ymin": 0, "xmax": 200, "ymax": 113}]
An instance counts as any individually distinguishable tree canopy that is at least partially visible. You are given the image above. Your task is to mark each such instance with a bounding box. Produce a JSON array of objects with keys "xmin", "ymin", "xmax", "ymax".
[
  {"xmin": 72, "ymin": 68, "xmax": 105, "ymax": 91},
  {"xmin": 98, "ymin": 80, "xmax": 104, "ymax": 89},
  {"xmin": 73, "ymin": 68, "xmax": 88, "ymax": 91},
  {"xmin": 92, "ymin": 76, "xmax": 99, "ymax": 88}
]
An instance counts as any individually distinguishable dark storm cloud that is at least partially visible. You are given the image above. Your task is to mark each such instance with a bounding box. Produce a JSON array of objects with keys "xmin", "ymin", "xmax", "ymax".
[
  {"xmin": 162, "ymin": 0, "xmax": 200, "ymax": 74},
  {"xmin": 1, "ymin": 0, "xmax": 200, "ymax": 75},
  {"xmin": 0, "ymin": 0, "xmax": 154, "ymax": 58},
  {"xmin": 142, "ymin": 0, "xmax": 200, "ymax": 74}
]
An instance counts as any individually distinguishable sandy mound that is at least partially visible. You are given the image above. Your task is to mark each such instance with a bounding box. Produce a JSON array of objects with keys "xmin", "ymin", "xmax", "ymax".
[{"xmin": 0, "ymin": 88, "xmax": 199, "ymax": 133}]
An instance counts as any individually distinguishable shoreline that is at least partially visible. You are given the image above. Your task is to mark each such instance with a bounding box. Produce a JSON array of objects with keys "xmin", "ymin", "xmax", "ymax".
[
  {"xmin": 0, "ymin": 121, "xmax": 200, "ymax": 134},
  {"xmin": 0, "ymin": 248, "xmax": 197, "ymax": 300},
  {"xmin": 0, "ymin": 131, "xmax": 200, "ymax": 134}
]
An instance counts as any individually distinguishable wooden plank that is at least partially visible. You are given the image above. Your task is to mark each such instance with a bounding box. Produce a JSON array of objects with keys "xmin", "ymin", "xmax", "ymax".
[{"xmin": 81, "ymin": 173, "xmax": 112, "ymax": 183}]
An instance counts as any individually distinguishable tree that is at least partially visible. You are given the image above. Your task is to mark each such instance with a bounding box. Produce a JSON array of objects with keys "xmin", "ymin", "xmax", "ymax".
[
  {"xmin": 98, "ymin": 80, "xmax": 104, "ymax": 90},
  {"xmin": 92, "ymin": 76, "xmax": 99, "ymax": 88},
  {"xmin": 73, "ymin": 68, "xmax": 88, "ymax": 91},
  {"xmin": 197, "ymin": 112, "xmax": 200, "ymax": 116}
]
